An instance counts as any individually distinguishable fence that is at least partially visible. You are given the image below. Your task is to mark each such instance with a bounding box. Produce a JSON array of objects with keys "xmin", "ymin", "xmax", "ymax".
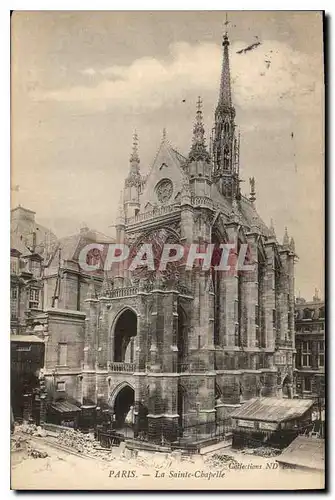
[
  {"xmin": 95, "ymin": 425, "xmax": 130, "ymax": 448},
  {"xmin": 173, "ymin": 417, "xmax": 232, "ymax": 447}
]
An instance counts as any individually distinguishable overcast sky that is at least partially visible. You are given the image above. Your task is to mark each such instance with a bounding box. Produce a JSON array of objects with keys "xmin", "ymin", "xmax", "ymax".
[{"xmin": 11, "ymin": 11, "xmax": 324, "ymax": 300}]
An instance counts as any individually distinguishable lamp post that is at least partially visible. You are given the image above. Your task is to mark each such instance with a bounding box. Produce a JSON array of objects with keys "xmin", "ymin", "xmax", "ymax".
[
  {"xmin": 51, "ymin": 367, "xmax": 58, "ymax": 399},
  {"xmin": 196, "ymin": 402, "xmax": 200, "ymax": 442}
]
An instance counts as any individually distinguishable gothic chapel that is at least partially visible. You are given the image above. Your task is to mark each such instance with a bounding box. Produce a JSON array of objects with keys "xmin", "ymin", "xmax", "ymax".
[{"xmin": 83, "ymin": 31, "xmax": 296, "ymax": 443}]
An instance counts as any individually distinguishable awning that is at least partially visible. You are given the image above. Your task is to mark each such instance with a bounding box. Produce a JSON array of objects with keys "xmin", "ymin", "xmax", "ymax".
[
  {"xmin": 276, "ymin": 436, "xmax": 324, "ymax": 470},
  {"xmin": 11, "ymin": 334, "xmax": 44, "ymax": 343},
  {"xmin": 50, "ymin": 401, "xmax": 81, "ymax": 413},
  {"xmin": 231, "ymin": 397, "xmax": 314, "ymax": 423}
]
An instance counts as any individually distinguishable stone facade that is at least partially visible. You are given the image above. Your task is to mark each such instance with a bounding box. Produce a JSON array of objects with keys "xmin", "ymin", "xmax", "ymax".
[
  {"xmin": 76, "ymin": 32, "xmax": 295, "ymax": 442},
  {"xmin": 11, "ymin": 32, "xmax": 296, "ymax": 441}
]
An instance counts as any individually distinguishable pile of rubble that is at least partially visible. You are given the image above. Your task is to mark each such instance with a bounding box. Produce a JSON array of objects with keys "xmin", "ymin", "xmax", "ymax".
[
  {"xmin": 11, "ymin": 434, "xmax": 28, "ymax": 452},
  {"xmin": 205, "ymin": 453, "xmax": 239, "ymax": 468},
  {"xmin": 16, "ymin": 423, "xmax": 47, "ymax": 438},
  {"xmin": 27, "ymin": 447, "xmax": 48, "ymax": 459},
  {"xmin": 241, "ymin": 446, "xmax": 281, "ymax": 458},
  {"xmin": 52, "ymin": 429, "xmax": 123, "ymax": 462},
  {"xmin": 11, "ymin": 434, "xmax": 48, "ymax": 460}
]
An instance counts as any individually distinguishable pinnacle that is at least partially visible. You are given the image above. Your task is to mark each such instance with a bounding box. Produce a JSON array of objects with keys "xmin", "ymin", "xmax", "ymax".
[
  {"xmin": 283, "ymin": 227, "xmax": 290, "ymax": 247},
  {"xmin": 130, "ymin": 130, "xmax": 140, "ymax": 164},
  {"xmin": 289, "ymin": 237, "xmax": 295, "ymax": 252},
  {"xmin": 188, "ymin": 97, "xmax": 210, "ymax": 162},
  {"xmin": 269, "ymin": 218, "xmax": 276, "ymax": 238}
]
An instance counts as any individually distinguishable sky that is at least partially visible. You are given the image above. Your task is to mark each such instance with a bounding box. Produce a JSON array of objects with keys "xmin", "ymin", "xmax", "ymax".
[{"xmin": 11, "ymin": 11, "xmax": 324, "ymax": 300}]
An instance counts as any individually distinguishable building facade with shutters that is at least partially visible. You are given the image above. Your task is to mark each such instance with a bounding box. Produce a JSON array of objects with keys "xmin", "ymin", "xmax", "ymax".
[
  {"xmin": 295, "ymin": 292, "xmax": 325, "ymax": 402},
  {"xmin": 10, "ymin": 206, "xmax": 58, "ymax": 336},
  {"xmin": 10, "ymin": 206, "xmax": 111, "ymax": 422}
]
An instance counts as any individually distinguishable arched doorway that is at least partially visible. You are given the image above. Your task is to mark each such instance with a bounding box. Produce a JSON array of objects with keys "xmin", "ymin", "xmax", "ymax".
[
  {"xmin": 113, "ymin": 309, "xmax": 137, "ymax": 363},
  {"xmin": 111, "ymin": 384, "xmax": 135, "ymax": 429}
]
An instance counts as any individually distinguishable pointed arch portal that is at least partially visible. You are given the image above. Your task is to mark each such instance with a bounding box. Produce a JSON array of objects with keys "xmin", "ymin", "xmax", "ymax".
[
  {"xmin": 109, "ymin": 383, "xmax": 135, "ymax": 429},
  {"xmin": 113, "ymin": 308, "xmax": 137, "ymax": 363}
]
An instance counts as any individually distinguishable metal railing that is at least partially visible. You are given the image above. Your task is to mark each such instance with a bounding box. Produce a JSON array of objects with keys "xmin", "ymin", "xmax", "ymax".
[{"xmin": 173, "ymin": 418, "xmax": 232, "ymax": 448}]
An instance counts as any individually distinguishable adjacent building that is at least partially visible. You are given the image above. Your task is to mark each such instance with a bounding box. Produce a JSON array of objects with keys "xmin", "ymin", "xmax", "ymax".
[
  {"xmin": 295, "ymin": 291, "xmax": 325, "ymax": 403},
  {"xmin": 10, "ymin": 206, "xmax": 114, "ymax": 424},
  {"xmin": 10, "ymin": 205, "xmax": 58, "ymax": 335}
]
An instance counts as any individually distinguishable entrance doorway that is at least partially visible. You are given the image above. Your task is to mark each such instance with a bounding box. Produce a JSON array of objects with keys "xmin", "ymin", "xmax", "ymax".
[{"xmin": 112, "ymin": 384, "xmax": 135, "ymax": 429}]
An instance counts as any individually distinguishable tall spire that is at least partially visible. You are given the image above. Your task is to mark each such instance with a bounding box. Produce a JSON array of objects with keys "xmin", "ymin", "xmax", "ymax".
[
  {"xmin": 219, "ymin": 20, "xmax": 233, "ymax": 108},
  {"xmin": 212, "ymin": 15, "xmax": 239, "ymax": 199},
  {"xmin": 189, "ymin": 97, "xmax": 210, "ymax": 162}
]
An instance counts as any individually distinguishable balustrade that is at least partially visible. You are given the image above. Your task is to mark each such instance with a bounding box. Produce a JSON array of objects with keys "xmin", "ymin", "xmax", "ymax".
[{"xmin": 109, "ymin": 362, "xmax": 136, "ymax": 373}]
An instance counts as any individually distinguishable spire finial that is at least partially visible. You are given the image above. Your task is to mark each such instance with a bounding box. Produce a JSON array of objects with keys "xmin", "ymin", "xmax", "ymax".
[
  {"xmin": 197, "ymin": 95, "xmax": 202, "ymax": 114},
  {"xmin": 116, "ymin": 190, "xmax": 125, "ymax": 225},
  {"xmin": 289, "ymin": 236, "xmax": 295, "ymax": 253},
  {"xmin": 162, "ymin": 127, "xmax": 167, "ymax": 142},
  {"xmin": 269, "ymin": 218, "xmax": 276, "ymax": 238},
  {"xmin": 218, "ymin": 15, "xmax": 232, "ymax": 107},
  {"xmin": 224, "ymin": 12, "xmax": 230, "ymax": 36},
  {"xmin": 283, "ymin": 227, "xmax": 289, "ymax": 247},
  {"xmin": 130, "ymin": 130, "xmax": 140, "ymax": 165},
  {"xmin": 193, "ymin": 96, "xmax": 204, "ymax": 144},
  {"xmin": 118, "ymin": 190, "xmax": 124, "ymax": 212}
]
